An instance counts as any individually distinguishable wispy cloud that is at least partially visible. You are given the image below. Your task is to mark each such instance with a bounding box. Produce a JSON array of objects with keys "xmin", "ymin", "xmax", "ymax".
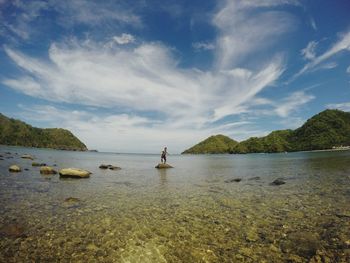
[
  {"xmin": 346, "ymin": 65, "xmax": 350, "ymax": 74},
  {"xmin": 310, "ymin": 17, "xmax": 317, "ymax": 31},
  {"xmin": 294, "ymin": 30, "xmax": 350, "ymax": 78},
  {"xmin": 274, "ymin": 91, "xmax": 315, "ymax": 117},
  {"xmin": 213, "ymin": 0, "xmax": 298, "ymax": 69},
  {"xmin": 113, "ymin": 33, "xmax": 135, "ymax": 45},
  {"xmin": 0, "ymin": 0, "xmax": 141, "ymax": 41},
  {"xmin": 327, "ymin": 102, "xmax": 350, "ymax": 112},
  {"xmin": 192, "ymin": 41, "xmax": 215, "ymax": 51},
  {"xmin": 301, "ymin": 41, "xmax": 317, "ymax": 60},
  {"xmin": 2, "ymin": 0, "xmax": 302, "ymax": 152}
]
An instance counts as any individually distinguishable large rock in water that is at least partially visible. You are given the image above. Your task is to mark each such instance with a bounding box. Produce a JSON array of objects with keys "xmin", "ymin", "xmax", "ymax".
[
  {"xmin": 40, "ymin": 166, "xmax": 57, "ymax": 175},
  {"xmin": 59, "ymin": 168, "xmax": 91, "ymax": 178},
  {"xmin": 155, "ymin": 163, "xmax": 173, "ymax": 169},
  {"xmin": 9, "ymin": 165, "xmax": 21, "ymax": 172},
  {"xmin": 21, "ymin": 154, "xmax": 34, "ymax": 160}
]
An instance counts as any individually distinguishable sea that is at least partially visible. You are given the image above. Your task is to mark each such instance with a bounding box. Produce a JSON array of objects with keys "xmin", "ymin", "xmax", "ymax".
[{"xmin": 0, "ymin": 146, "xmax": 349, "ymax": 262}]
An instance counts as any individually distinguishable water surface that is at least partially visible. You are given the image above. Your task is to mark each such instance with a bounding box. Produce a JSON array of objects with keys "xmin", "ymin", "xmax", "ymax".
[{"xmin": 0, "ymin": 146, "xmax": 349, "ymax": 262}]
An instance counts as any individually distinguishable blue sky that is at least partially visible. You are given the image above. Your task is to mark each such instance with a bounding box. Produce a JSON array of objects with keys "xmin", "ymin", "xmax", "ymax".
[{"xmin": 0, "ymin": 0, "xmax": 350, "ymax": 153}]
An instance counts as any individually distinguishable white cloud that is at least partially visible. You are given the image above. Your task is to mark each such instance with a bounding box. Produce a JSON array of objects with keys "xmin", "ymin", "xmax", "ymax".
[
  {"xmin": 318, "ymin": 62, "xmax": 337, "ymax": 70},
  {"xmin": 213, "ymin": 0, "xmax": 297, "ymax": 69},
  {"xmin": 1, "ymin": 0, "xmax": 141, "ymax": 41},
  {"xmin": 346, "ymin": 65, "xmax": 350, "ymax": 74},
  {"xmin": 3, "ymin": 0, "xmax": 300, "ymax": 152},
  {"xmin": 15, "ymin": 104, "xmax": 256, "ymax": 153},
  {"xmin": 3, "ymin": 38, "xmax": 284, "ymax": 125},
  {"xmin": 53, "ymin": 0, "xmax": 141, "ymax": 27},
  {"xmin": 310, "ymin": 17, "xmax": 317, "ymax": 31},
  {"xmin": 327, "ymin": 102, "xmax": 350, "ymax": 112},
  {"xmin": 295, "ymin": 31, "xmax": 350, "ymax": 78},
  {"xmin": 113, "ymin": 33, "xmax": 135, "ymax": 45},
  {"xmin": 274, "ymin": 91, "xmax": 315, "ymax": 117},
  {"xmin": 192, "ymin": 42, "xmax": 215, "ymax": 51},
  {"xmin": 301, "ymin": 41, "xmax": 317, "ymax": 60}
]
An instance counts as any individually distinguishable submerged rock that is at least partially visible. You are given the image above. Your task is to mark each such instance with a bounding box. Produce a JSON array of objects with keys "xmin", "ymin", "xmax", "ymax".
[
  {"xmin": 59, "ymin": 168, "xmax": 91, "ymax": 178},
  {"xmin": 32, "ymin": 162, "xmax": 47, "ymax": 167},
  {"xmin": 224, "ymin": 178, "xmax": 242, "ymax": 183},
  {"xmin": 63, "ymin": 197, "xmax": 81, "ymax": 208},
  {"xmin": 40, "ymin": 166, "xmax": 57, "ymax": 175},
  {"xmin": 0, "ymin": 223, "xmax": 26, "ymax": 238},
  {"xmin": 270, "ymin": 178, "xmax": 286, "ymax": 186},
  {"xmin": 21, "ymin": 154, "xmax": 34, "ymax": 160},
  {"xmin": 281, "ymin": 232, "xmax": 321, "ymax": 258},
  {"xmin": 99, "ymin": 164, "xmax": 121, "ymax": 170},
  {"xmin": 9, "ymin": 165, "xmax": 21, "ymax": 172},
  {"xmin": 248, "ymin": 176, "xmax": 261, "ymax": 180},
  {"xmin": 109, "ymin": 165, "xmax": 121, "ymax": 170},
  {"xmin": 155, "ymin": 163, "xmax": 173, "ymax": 169}
]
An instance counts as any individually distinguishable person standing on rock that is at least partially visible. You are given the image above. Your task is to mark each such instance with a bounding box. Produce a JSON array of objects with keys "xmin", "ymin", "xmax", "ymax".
[{"xmin": 161, "ymin": 147, "xmax": 168, "ymax": 164}]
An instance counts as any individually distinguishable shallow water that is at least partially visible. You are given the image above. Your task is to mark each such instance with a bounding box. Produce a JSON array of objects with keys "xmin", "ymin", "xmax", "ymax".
[{"xmin": 0, "ymin": 146, "xmax": 349, "ymax": 262}]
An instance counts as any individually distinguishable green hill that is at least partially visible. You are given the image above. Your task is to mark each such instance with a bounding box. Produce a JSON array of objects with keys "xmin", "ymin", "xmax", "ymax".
[
  {"xmin": 0, "ymin": 113, "xmax": 88, "ymax": 151},
  {"xmin": 290, "ymin": 109, "xmax": 350, "ymax": 151},
  {"xmin": 183, "ymin": 109, "xmax": 350, "ymax": 154},
  {"xmin": 182, "ymin": 134, "xmax": 238, "ymax": 154},
  {"xmin": 231, "ymin": 130, "xmax": 293, "ymax": 154}
]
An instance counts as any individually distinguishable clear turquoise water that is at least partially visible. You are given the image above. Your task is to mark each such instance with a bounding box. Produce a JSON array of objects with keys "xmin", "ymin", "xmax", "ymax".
[{"xmin": 0, "ymin": 146, "xmax": 349, "ymax": 262}]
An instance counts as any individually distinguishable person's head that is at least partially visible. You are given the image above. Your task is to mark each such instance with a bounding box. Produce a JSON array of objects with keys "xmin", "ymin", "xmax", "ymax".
[{"xmin": 164, "ymin": 147, "xmax": 167, "ymax": 151}]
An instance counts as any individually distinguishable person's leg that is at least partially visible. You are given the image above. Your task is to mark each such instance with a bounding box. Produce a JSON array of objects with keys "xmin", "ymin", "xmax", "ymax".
[{"xmin": 164, "ymin": 156, "xmax": 166, "ymax": 164}]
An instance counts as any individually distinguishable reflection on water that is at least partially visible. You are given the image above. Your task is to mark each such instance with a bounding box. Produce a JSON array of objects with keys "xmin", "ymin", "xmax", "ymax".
[{"xmin": 0, "ymin": 146, "xmax": 350, "ymax": 262}]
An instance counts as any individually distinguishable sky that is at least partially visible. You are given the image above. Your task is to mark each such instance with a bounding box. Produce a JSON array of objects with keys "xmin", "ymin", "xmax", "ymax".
[{"xmin": 0, "ymin": 0, "xmax": 350, "ymax": 153}]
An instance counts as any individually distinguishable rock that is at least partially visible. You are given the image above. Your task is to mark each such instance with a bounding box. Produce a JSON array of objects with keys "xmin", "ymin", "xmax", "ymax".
[
  {"xmin": 109, "ymin": 165, "xmax": 121, "ymax": 170},
  {"xmin": 224, "ymin": 178, "xmax": 242, "ymax": 183},
  {"xmin": 282, "ymin": 232, "xmax": 321, "ymax": 258},
  {"xmin": 0, "ymin": 158, "xmax": 4, "ymax": 160},
  {"xmin": 32, "ymin": 162, "xmax": 46, "ymax": 167},
  {"xmin": 59, "ymin": 168, "xmax": 91, "ymax": 178},
  {"xmin": 270, "ymin": 178, "xmax": 286, "ymax": 186},
  {"xmin": 40, "ymin": 166, "xmax": 57, "ymax": 175},
  {"xmin": 155, "ymin": 163, "xmax": 173, "ymax": 169},
  {"xmin": 0, "ymin": 223, "xmax": 26, "ymax": 238},
  {"xmin": 248, "ymin": 176, "xmax": 261, "ymax": 180},
  {"xmin": 21, "ymin": 154, "xmax": 34, "ymax": 160},
  {"xmin": 9, "ymin": 165, "xmax": 21, "ymax": 172},
  {"xmin": 63, "ymin": 197, "xmax": 81, "ymax": 208},
  {"xmin": 24, "ymin": 168, "xmax": 29, "ymax": 171},
  {"xmin": 99, "ymin": 164, "xmax": 121, "ymax": 170}
]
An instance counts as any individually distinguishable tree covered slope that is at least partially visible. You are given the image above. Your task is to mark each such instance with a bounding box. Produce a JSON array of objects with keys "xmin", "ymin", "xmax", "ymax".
[
  {"xmin": 183, "ymin": 109, "xmax": 350, "ymax": 154},
  {"xmin": 182, "ymin": 134, "xmax": 238, "ymax": 154},
  {"xmin": 0, "ymin": 113, "xmax": 88, "ymax": 151}
]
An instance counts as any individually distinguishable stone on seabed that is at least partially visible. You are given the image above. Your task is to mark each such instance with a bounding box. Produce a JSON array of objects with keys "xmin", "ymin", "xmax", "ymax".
[
  {"xmin": 9, "ymin": 165, "xmax": 21, "ymax": 172},
  {"xmin": 155, "ymin": 163, "xmax": 173, "ymax": 169},
  {"xmin": 59, "ymin": 168, "xmax": 91, "ymax": 178},
  {"xmin": 21, "ymin": 154, "xmax": 34, "ymax": 160},
  {"xmin": 40, "ymin": 166, "xmax": 57, "ymax": 175}
]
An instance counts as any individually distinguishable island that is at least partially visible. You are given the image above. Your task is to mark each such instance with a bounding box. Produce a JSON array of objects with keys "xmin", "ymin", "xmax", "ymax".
[
  {"xmin": 182, "ymin": 109, "xmax": 350, "ymax": 154},
  {"xmin": 0, "ymin": 113, "xmax": 87, "ymax": 151}
]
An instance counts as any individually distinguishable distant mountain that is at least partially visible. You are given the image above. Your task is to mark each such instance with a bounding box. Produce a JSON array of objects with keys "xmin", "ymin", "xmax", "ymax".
[
  {"xmin": 289, "ymin": 109, "xmax": 350, "ymax": 151},
  {"xmin": 182, "ymin": 134, "xmax": 238, "ymax": 154},
  {"xmin": 183, "ymin": 109, "xmax": 350, "ymax": 154},
  {"xmin": 0, "ymin": 113, "xmax": 88, "ymax": 151}
]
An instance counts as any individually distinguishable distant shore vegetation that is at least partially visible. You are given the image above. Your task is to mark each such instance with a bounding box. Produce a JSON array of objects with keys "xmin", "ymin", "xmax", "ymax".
[
  {"xmin": 0, "ymin": 113, "xmax": 87, "ymax": 151},
  {"xmin": 182, "ymin": 109, "xmax": 350, "ymax": 154}
]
